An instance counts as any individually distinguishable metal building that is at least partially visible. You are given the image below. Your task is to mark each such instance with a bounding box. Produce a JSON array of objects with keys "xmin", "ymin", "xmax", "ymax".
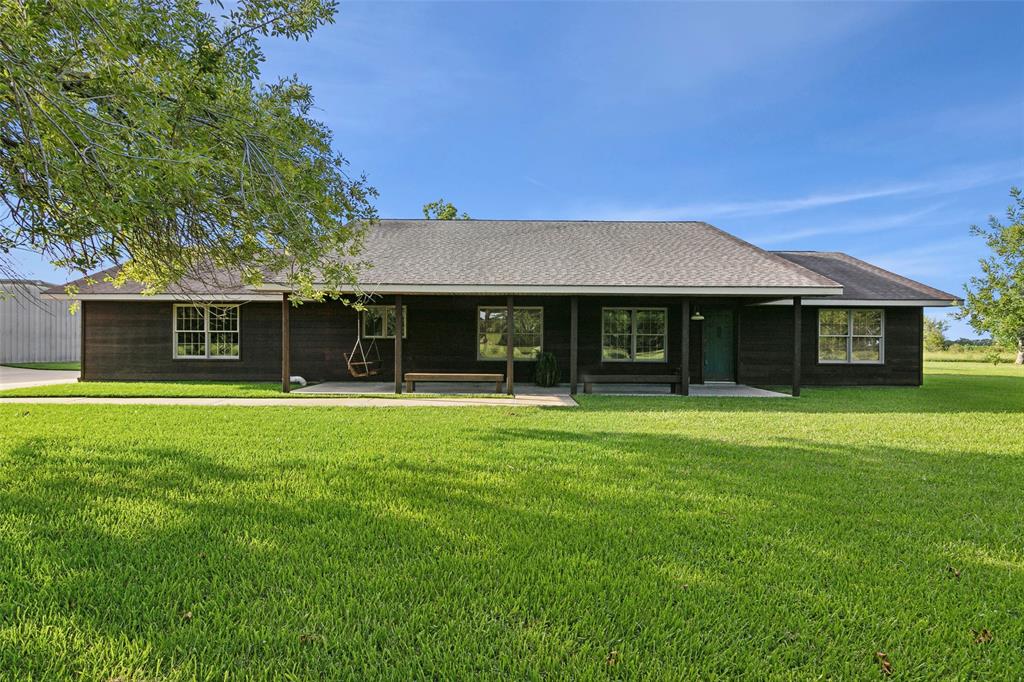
[{"xmin": 0, "ymin": 280, "xmax": 81, "ymax": 364}]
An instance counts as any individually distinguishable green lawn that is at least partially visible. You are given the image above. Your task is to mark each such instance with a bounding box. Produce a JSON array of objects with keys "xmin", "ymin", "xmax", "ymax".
[
  {"xmin": 0, "ymin": 380, "xmax": 295, "ymax": 398},
  {"xmin": 0, "ymin": 381, "xmax": 510, "ymax": 400},
  {"xmin": 1, "ymin": 361, "xmax": 81, "ymax": 371},
  {"xmin": 1, "ymin": 364, "xmax": 1021, "ymax": 679}
]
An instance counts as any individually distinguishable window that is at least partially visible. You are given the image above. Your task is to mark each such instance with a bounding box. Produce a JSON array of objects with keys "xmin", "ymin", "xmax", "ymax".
[
  {"xmin": 362, "ymin": 305, "xmax": 407, "ymax": 339},
  {"xmin": 818, "ymin": 309, "xmax": 884, "ymax": 364},
  {"xmin": 477, "ymin": 307, "xmax": 543, "ymax": 360},
  {"xmin": 602, "ymin": 308, "xmax": 667, "ymax": 362},
  {"xmin": 174, "ymin": 304, "xmax": 240, "ymax": 359}
]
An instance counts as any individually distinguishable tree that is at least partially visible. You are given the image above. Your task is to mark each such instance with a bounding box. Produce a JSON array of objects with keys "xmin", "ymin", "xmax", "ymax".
[
  {"xmin": 923, "ymin": 316, "xmax": 949, "ymax": 352},
  {"xmin": 422, "ymin": 198, "xmax": 469, "ymax": 220},
  {"xmin": 956, "ymin": 187, "xmax": 1024, "ymax": 364},
  {"xmin": 0, "ymin": 0, "xmax": 376, "ymax": 301}
]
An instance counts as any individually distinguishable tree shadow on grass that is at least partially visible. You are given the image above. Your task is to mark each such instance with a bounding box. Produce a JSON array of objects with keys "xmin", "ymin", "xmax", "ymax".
[{"xmin": 1, "ymin": 429, "xmax": 1022, "ymax": 679}]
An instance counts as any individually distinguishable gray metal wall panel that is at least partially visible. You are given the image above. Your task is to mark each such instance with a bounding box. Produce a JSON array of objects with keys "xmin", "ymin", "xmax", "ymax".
[{"xmin": 0, "ymin": 281, "xmax": 81, "ymax": 363}]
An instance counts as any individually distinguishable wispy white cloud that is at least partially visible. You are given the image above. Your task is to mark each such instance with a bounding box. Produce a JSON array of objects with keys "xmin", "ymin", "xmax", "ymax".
[
  {"xmin": 754, "ymin": 204, "xmax": 947, "ymax": 246},
  {"xmin": 863, "ymin": 237, "xmax": 979, "ymax": 280},
  {"xmin": 589, "ymin": 161, "xmax": 1021, "ymax": 222}
]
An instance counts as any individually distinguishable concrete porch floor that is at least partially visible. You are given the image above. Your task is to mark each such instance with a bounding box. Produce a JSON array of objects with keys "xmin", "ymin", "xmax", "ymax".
[{"xmin": 293, "ymin": 381, "xmax": 788, "ymax": 398}]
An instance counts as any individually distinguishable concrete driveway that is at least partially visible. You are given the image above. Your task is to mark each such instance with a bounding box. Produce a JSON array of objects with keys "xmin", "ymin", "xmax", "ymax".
[{"xmin": 0, "ymin": 366, "xmax": 80, "ymax": 390}]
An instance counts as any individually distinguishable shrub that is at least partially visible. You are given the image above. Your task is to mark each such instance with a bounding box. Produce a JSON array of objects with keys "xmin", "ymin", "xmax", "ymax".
[{"xmin": 534, "ymin": 352, "xmax": 560, "ymax": 387}]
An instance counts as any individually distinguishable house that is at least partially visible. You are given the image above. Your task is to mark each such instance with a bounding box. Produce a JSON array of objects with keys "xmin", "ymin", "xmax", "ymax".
[
  {"xmin": 45, "ymin": 220, "xmax": 958, "ymax": 394},
  {"xmin": 1, "ymin": 279, "xmax": 81, "ymax": 364}
]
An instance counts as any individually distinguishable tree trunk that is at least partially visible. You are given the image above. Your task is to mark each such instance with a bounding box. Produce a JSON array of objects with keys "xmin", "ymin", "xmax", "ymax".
[{"xmin": 1017, "ymin": 336, "xmax": 1024, "ymax": 365}]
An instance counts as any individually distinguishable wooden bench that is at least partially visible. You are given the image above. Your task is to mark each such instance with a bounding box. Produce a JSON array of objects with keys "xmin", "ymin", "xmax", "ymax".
[
  {"xmin": 581, "ymin": 373, "xmax": 682, "ymax": 394},
  {"xmin": 404, "ymin": 372, "xmax": 504, "ymax": 393}
]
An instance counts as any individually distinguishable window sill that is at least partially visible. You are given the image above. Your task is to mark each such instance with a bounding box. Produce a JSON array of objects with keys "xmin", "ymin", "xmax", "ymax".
[
  {"xmin": 817, "ymin": 360, "xmax": 884, "ymax": 366},
  {"xmin": 601, "ymin": 360, "xmax": 669, "ymax": 364}
]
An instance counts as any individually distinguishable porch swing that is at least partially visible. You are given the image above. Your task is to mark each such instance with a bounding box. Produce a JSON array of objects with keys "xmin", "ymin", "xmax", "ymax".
[{"xmin": 344, "ymin": 314, "xmax": 382, "ymax": 378}]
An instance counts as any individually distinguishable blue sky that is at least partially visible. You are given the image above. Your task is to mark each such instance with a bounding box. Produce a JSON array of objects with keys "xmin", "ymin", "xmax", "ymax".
[{"xmin": 16, "ymin": 1, "xmax": 1024, "ymax": 337}]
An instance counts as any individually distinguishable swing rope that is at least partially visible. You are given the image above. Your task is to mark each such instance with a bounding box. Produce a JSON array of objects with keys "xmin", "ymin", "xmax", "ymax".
[{"xmin": 345, "ymin": 314, "xmax": 382, "ymax": 377}]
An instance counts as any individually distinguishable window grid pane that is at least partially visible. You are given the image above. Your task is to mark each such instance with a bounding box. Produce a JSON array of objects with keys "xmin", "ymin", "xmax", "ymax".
[
  {"xmin": 176, "ymin": 305, "xmax": 205, "ymax": 331},
  {"xmin": 852, "ymin": 310, "xmax": 882, "ymax": 336},
  {"xmin": 851, "ymin": 336, "xmax": 881, "ymax": 362},
  {"xmin": 176, "ymin": 332, "xmax": 206, "ymax": 358},
  {"xmin": 818, "ymin": 336, "xmax": 848, "ymax": 362},
  {"xmin": 602, "ymin": 334, "xmax": 631, "ymax": 361}
]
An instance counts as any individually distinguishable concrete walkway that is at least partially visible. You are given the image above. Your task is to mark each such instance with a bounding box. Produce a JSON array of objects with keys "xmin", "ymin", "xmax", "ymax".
[
  {"xmin": 297, "ymin": 381, "xmax": 789, "ymax": 398},
  {"xmin": 0, "ymin": 365, "xmax": 80, "ymax": 390},
  {"xmin": 0, "ymin": 394, "xmax": 578, "ymax": 408}
]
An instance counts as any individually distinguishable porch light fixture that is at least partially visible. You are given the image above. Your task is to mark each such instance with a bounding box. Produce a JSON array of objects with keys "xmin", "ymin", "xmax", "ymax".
[{"xmin": 690, "ymin": 309, "xmax": 705, "ymax": 321}]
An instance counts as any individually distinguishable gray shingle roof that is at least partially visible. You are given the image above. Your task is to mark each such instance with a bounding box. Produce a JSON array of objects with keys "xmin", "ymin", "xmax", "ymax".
[
  {"xmin": 773, "ymin": 251, "xmax": 959, "ymax": 302},
  {"xmin": 349, "ymin": 219, "xmax": 838, "ymax": 290},
  {"xmin": 46, "ymin": 221, "xmax": 958, "ymax": 303}
]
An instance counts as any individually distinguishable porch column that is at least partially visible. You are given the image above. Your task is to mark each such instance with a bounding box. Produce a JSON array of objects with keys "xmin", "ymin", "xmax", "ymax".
[
  {"xmin": 394, "ymin": 295, "xmax": 403, "ymax": 394},
  {"xmin": 281, "ymin": 293, "xmax": 291, "ymax": 393},
  {"xmin": 569, "ymin": 296, "xmax": 579, "ymax": 395},
  {"xmin": 792, "ymin": 296, "xmax": 802, "ymax": 397},
  {"xmin": 506, "ymin": 295, "xmax": 515, "ymax": 395},
  {"xmin": 680, "ymin": 299, "xmax": 690, "ymax": 396}
]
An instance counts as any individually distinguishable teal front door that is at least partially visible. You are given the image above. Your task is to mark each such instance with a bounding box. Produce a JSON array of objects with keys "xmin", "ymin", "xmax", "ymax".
[{"xmin": 702, "ymin": 308, "xmax": 735, "ymax": 382}]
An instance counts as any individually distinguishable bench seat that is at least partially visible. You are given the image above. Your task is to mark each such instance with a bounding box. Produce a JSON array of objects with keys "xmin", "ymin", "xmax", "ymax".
[
  {"xmin": 580, "ymin": 373, "xmax": 682, "ymax": 394},
  {"xmin": 404, "ymin": 372, "xmax": 504, "ymax": 393}
]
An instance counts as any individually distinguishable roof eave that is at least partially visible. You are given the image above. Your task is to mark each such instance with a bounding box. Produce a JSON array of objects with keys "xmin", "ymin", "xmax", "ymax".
[
  {"xmin": 251, "ymin": 282, "xmax": 845, "ymax": 297},
  {"xmin": 757, "ymin": 297, "xmax": 961, "ymax": 307}
]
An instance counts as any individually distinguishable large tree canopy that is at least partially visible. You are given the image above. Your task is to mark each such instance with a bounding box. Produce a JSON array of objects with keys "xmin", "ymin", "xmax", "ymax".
[
  {"xmin": 0, "ymin": 0, "xmax": 376, "ymax": 299},
  {"xmin": 957, "ymin": 187, "xmax": 1024, "ymax": 364}
]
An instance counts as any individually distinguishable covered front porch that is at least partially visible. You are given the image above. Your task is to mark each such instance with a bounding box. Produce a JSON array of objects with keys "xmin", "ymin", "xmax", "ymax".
[
  {"xmin": 292, "ymin": 380, "xmax": 789, "ymax": 398},
  {"xmin": 277, "ymin": 292, "xmax": 806, "ymax": 397}
]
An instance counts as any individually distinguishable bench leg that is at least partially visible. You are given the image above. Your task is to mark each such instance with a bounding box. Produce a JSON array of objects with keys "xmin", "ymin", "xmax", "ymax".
[
  {"xmin": 495, "ymin": 381, "xmax": 501, "ymax": 393},
  {"xmin": 584, "ymin": 382, "xmax": 592, "ymax": 394},
  {"xmin": 406, "ymin": 381, "xmax": 414, "ymax": 393}
]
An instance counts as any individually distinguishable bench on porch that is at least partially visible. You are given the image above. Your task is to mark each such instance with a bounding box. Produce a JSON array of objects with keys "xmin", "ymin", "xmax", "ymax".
[
  {"xmin": 581, "ymin": 373, "xmax": 683, "ymax": 394},
  {"xmin": 404, "ymin": 372, "xmax": 505, "ymax": 393}
]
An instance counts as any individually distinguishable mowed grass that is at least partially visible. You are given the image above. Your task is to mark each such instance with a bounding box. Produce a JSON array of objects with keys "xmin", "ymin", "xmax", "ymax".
[
  {"xmin": 0, "ymin": 381, "xmax": 510, "ymax": 399},
  {"xmin": 0, "ymin": 365, "xmax": 1022, "ymax": 679},
  {"xmin": 0, "ymin": 380, "xmax": 295, "ymax": 398},
  {"xmin": 1, "ymin": 361, "xmax": 80, "ymax": 371}
]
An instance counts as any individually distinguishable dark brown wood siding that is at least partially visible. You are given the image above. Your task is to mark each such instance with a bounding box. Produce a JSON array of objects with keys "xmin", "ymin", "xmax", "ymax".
[
  {"xmin": 81, "ymin": 298, "xmax": 924, "ymax": 386},
  {"xmin": 737, "ymin": 305, "xmax": 923, "ymax": 386},
  {"xmin": 81, "ymin": 301, "xmax": 282, "ymax": 382}
]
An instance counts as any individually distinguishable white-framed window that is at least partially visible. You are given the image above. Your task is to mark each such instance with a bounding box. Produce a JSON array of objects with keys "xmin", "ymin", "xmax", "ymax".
[
  {"xmin": 173, "ymin": 304, "xmax": 240, "ymax": 359},
  {"xmin": 362, "ymin": 305, "xmax": 408, "ymax": 339},
  {"xmin": 818, "ymin": 308, "xmax": 884, "ymax": 364},
  {"xmin": 602, "ymin": 307, "xmax": 668, "ymax": 362},
  {"xmin": 477, "ymin": 306, "xmax": 543, "ymax": 361}
]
